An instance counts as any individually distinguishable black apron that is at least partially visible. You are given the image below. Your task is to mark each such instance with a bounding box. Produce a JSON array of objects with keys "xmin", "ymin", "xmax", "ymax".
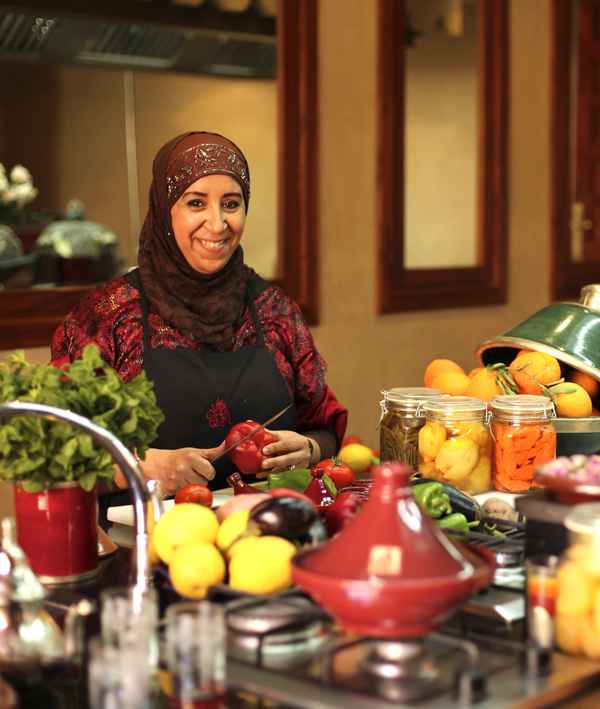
[{"xmin": 100, "ymin": 268, "xmax": 297, "ymax": 518}]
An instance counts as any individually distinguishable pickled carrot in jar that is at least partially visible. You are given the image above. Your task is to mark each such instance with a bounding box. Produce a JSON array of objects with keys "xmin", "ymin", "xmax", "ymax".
[{"xmin": 493, "ymin": 421, "xmax": 556, "ymax": 493}]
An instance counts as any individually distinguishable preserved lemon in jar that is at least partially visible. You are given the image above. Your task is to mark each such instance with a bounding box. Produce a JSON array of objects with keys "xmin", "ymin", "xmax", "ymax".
[
  {"xmin": 490, "ymin": 395, "xmax": 556, "ymax": 493},
  {"xmin": 556, "ymin": 503, "xmax": 600, "ymax": 659},
  {"xmin": 379, "ymin": 388, "xmax": 442, "ymax": 468},
  {"xmin": 418, "ymin": 396, "xmax": 491, "ymax": 494}
]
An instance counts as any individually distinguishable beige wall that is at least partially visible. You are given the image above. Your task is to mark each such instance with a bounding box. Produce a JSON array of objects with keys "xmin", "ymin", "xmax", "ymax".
[
  {"xmin": 311, "ymin": 0, "xmax": 551, "ymax": 451},
  {"xmin": 0, "ymin": 0, "xmax": 551, "ymax": 513},
  {"xmin": 2, "ymin": 64, "xmax": 277, "ymax": 277}
]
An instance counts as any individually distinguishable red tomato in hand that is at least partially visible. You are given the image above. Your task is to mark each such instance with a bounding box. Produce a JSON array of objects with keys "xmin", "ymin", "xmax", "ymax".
[
  {"xmin": 225, "ymin": 420, "xmax": 277, "ymax": 474},
  {"xmin": 312, "ymin": 458, "xmax": 354, "ymax": 490},
  {"xmin": 174, "ymin": 484, "xmax": 213, "ymax": 507}
]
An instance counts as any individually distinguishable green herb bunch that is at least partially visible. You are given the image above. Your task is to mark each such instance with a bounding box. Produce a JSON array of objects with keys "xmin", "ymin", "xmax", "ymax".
[{"xmin": 0, "ymin": 344, "xmax": 164, "ymax": 492}]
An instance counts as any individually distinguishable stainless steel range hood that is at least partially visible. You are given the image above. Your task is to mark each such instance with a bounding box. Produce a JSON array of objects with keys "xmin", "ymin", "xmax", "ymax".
[{"xmin": 0, "ymin": 4, "xmax": 276, "ymax": 78}]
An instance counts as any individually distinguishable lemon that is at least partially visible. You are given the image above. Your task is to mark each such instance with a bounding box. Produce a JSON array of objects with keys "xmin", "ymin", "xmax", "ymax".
[
  {"xmin": 418, "ymin": 421, "xmax": 447, "ymax": 460},
  {"xmin": 229, "ymin": 536, "xmax": 296, "ymax": 594},
  {"xmin": 434, "ymin": 437, "xmax": 479, "ymax": 481},
  {"xmin": 216, "ymin": 510, "xmax": 249, "ymax": 552},
  {"xmin": 338, "ymin": 443, "xmax": 373, "ymax": 475},
  {"xmin": 169, "ymin": 541, "xmax": 225, "ymax": 599},
  {"xmin": 227, "ymin": 534, "xmax": 262, "ymax": 560},
  {"xmin": 153, "ymin": 503, "xmax": 219, "ymax": 564}
]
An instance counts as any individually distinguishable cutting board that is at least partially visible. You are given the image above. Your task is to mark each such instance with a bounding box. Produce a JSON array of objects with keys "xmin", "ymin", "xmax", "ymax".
[{"xmin": 106, "ymin": 482, "xmax": 267, "ymax": 527}]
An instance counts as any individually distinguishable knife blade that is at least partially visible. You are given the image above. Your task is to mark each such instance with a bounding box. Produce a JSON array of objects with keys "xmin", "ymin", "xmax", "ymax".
[{"xmin": 211, "ymin": 402, "xmax": 293, "ymax": 464}]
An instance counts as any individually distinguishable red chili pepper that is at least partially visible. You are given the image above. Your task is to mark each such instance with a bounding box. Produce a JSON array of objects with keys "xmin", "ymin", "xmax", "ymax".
[{"xmin": 225, "ymin": 420, "xmax": 277, "ymax": 474}]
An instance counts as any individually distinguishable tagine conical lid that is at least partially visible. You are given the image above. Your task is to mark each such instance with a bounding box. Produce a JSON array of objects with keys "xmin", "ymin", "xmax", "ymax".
[{"xmin": 301, "ymin": 462, "xmax": 472, "ymax": 581}]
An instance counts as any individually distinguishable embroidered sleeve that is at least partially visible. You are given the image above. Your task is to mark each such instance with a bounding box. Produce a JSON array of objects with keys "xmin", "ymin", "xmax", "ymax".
[
  {"xmin": 252, "ymin": 286, "xmax": 348, "ymax": 446},
  {"xmin": 50, "ymin": 277, "xmax": 145, "ymax": 382}
]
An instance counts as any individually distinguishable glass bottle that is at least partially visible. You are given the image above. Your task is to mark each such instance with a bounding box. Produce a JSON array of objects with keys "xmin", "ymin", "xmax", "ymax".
[
  {"xmin": 419, "ymin": 396, "xmax": 491, "ymax": 494},
  {"xmin": 379, "ymin": 387, "xmax": 442, "ymax": 468},
  {"xmin": 303, "ymin": 467, "xmax": 335, "ymax": 507},
  {"xmin": 227, "ymin": 472, "xmax": 258, "ymax": 495},
  {"xmin": 490, "ymin": 395, "xmax": 556, "ymax": 493},
  {"xmin": 555, "ymin": 503, "xmax": 600, "ymax": 659}
]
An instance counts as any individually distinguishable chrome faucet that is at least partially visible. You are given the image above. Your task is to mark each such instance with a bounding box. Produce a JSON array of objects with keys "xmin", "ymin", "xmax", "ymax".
[{"xmin": 0, "ymin": 401, "xmax": 155, "ymax": 593}]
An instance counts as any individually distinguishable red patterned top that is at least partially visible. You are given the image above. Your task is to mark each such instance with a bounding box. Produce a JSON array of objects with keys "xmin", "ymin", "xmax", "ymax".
[{"xmin": 51, "ymin": 274, "xmax": 348, "ymax": 444}]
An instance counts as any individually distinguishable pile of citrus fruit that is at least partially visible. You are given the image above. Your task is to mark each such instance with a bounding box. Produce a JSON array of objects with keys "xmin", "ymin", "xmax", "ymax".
[
  {"xmin": 423, "ymin": 351, "xmax": 598, "ymax": 418},
  {"xmin": 149, "ymin": 503, "xmax": 296, "ymax": 599}
]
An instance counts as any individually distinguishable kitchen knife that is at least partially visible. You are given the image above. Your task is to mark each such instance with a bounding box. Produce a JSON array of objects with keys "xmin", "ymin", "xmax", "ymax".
[{"xmin": 211, "ymin": 402, "xmax": 293, "ymax": 464}]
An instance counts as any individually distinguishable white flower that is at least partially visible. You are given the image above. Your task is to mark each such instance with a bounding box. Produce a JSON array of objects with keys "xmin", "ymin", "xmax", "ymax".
[
  {"xmin": 0, "ymin": 163, "xmax": 6, "ymax": 178},
  {"xmin": 6, "ymin": 183, "xmax": 38, "ymax": 208},
  {"xmin": 10, "ymin": 165, "xmax": 33, "ymax": 185},
  {"xmin": 0, "ymin": 171, "xmax": 9, "ymax": 197}
]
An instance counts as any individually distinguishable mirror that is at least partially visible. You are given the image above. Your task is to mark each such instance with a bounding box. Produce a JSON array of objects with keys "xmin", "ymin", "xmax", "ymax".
[
  {"xmin": 0, "ymin": 0, "xmax": 318, "ymax": 348},
  {"xmin": 551, "ymin": 0, "xmax": 600, "ymax": 300},
  {"xmin": 376, "ymin": 0, "xmax": 508, "ymax": 312}
]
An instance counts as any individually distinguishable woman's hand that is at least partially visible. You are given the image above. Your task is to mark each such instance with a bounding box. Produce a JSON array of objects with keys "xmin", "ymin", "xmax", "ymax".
[
  {"xmin": 115, "ymin": 442, "xmax": 226, "ymax": 496},
  {"xmin": 259, "ymin": 430, "xmax": 320, "ymax": 476}
]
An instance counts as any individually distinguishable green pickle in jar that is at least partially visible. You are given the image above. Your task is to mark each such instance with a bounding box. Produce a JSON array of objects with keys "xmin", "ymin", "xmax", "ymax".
[
  {"xmin": 418, "ymin": 396, "xmax": 491, "ymax": 495},
  {"xmin": 379, "ymin": 388, "xmax": 442, "ymax": 468}
]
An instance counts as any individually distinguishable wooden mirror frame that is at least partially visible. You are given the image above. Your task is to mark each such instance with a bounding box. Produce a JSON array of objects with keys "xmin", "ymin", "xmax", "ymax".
[
  {"xmin": 0, "ymin": 0, "xmax": 318, "ymax": 350},
  {"xmin": 550, "ymin": 0, "xmax": 600, "ymax": 300},
  {"xmin": 376, "ymin": 0, "xmax": 508, "ymax": 314}
]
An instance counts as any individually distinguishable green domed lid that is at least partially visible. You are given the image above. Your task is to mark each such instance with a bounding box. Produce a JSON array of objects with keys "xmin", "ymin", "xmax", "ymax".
[{"xmin": 477, "ymin": 285, "xmax": 600, "ymax": 381}]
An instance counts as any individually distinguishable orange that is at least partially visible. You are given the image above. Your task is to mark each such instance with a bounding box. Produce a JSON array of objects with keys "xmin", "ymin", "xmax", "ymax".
[
  {"xmin": 508, "ymin": 351, "xmax": 561, "ymax": 395},
  {"xmin": 424, "ymin": 359, "xmax": 465, "ymax": 388},
  {"xmin": 430, "ymin": 370, "xmax": 470, "ymax": 396},
  {"xmin": 568, "ymin": 370, "xmax": 599, "ymax": 399},
  {"xmin": 468, "ymin": 366, "xmax": 484, "ymax": 379},
  {"xmin": 515, "ymin": 349, "xmax": 534, "ymax": 358},
  {"xmin": 552, "ymin": 383, "xmax": 593, "ymax": 418},
  {"xmin": 465, "ymin": 367, "xmax": 502, "ymax": 401}
]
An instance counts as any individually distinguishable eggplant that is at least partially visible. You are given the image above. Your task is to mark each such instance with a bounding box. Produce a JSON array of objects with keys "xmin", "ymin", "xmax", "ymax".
[
  {"xmin": 248, "ymin": 496, "xmax": 327, "ymax": 546},
  {"xmin": 410, "ymin": 478, "xmax": 482, "ymax": 522}
]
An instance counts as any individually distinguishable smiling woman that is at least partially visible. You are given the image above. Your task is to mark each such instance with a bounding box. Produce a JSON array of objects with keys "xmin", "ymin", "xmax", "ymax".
[
  {"xmin": 51, "ymin": 130, "xmax": 348, "ymax": 517},
  {"xmin": 171, "ymin": 176, "xmax": 247, "ymax": 275}
]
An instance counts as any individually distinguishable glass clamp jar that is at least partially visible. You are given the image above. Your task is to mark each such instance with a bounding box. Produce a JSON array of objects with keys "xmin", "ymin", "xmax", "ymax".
[
  {"xmin": 418, "ymin": 395, "xmax": 491, "ymax": 494},
  {"xmin": 555, "ymin": 502, "xmax": 600, "ymax": 659},
  {"xmin": 379, "ymin": 388, "xmax": 442, "ymax": 468},
  {"xmin": 490, "ymin": 395, "xmax": 556, "ymax": 493}
]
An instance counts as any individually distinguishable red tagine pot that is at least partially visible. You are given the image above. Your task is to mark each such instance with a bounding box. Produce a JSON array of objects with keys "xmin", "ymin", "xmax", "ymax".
[
  {"xmin": 291, "ymin": 462, "xmax": 495, "ymax": 638},
  {"xmin": 14, "ymin": 482, "xmax": 99, "ymax": 584}
]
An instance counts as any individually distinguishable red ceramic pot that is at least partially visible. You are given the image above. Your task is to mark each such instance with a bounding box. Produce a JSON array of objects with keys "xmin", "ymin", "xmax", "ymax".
[
  {"xmin": 14, "ymin": 482, "xmax": 99, "ymax": 584},
  {"xmin": 292, "ymin": 461, "xmax": 495, "ymax": 638}
]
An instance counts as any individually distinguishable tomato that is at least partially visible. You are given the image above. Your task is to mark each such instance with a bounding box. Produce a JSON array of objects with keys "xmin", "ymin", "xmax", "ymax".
[
  {"xmin": 312, "ymin": 457, "xmax": 354, "ymax": 490},
  {"xmin": 174, "ymin": 484, "xmax": 213, "ymax": 507},
  {"xmin": 321, "ymin": 491, "xmax": 362, "ymax": 536},
  {"xmin": 342, "ymin": 435, "xmax": 363, "ymax": 447},
  {"xmin": 224, "ymin": 420, "xmax": 277, "ymax": 474}
]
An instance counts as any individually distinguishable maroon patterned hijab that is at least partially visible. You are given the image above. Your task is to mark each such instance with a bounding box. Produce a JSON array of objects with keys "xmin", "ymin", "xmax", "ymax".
[{"xmin": 138, "ymin": 132, "xmax": 254, "ymax": 350}]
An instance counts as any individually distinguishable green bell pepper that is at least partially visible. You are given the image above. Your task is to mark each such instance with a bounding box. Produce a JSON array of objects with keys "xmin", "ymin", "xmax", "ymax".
[{"xmin": 412, "ymin": 481, "xmax": 452, "ymax": 519}]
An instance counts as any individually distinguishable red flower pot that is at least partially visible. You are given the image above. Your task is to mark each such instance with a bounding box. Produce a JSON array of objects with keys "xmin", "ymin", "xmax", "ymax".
[{"xmin": 14, "ymin": 482, "xmax": 99, "ymax": 584}]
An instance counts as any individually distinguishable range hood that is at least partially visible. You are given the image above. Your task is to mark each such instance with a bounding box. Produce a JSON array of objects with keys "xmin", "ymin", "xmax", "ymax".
[{"xmin": 0, "ymin": 2, "xmax": 276, "ymax": 78}]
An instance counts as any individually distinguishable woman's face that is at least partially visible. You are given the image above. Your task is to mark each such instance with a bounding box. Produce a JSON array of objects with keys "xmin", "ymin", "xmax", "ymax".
[{"xmin": 170, "ymin": 174, "xmax": 246, "ymax": 275}]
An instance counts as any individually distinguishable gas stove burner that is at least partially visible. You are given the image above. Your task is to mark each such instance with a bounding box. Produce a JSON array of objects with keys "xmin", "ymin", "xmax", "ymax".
[
  {"xmin": 227, "ymin": 595, "xmax": 327, "ymax": 635},
  {"xmin": 356, "ymin": 639, "xmax": 442, "ymax": 703},
  {"xmin": 362, "ymin": 640, "xmax": 439, "ymax": 682},
  {"xmin": 226, "ymin": 594, "xmax": 330, "ymax": 669}
]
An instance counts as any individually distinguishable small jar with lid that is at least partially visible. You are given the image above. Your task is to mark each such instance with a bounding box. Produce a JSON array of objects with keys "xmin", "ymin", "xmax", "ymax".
[
  {"xmin": 418, "ymin": 396, "xmax": 491, "ymax": 494},
  {"xmin": 555, "ymin": 503, "xmax": 600, "ymax": 658},
  {"xmin": 379, "ymin": 388, "xmax": 442, "ymax": 469},
  {"xmin": 490, "ymin": 395, "xmax": 556, "ymax": 493}
]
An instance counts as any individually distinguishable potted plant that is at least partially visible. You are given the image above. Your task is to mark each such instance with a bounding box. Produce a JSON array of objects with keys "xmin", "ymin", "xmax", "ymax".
[{"xmin": 0, "ymin": 345, "xmax": 164, "ymax": 583}]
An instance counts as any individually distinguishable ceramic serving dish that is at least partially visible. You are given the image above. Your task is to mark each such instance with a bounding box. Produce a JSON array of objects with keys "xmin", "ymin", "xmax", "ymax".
[{"xmin": 291, "ymin": 462, "xmax": 495, "ymax": 638}]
